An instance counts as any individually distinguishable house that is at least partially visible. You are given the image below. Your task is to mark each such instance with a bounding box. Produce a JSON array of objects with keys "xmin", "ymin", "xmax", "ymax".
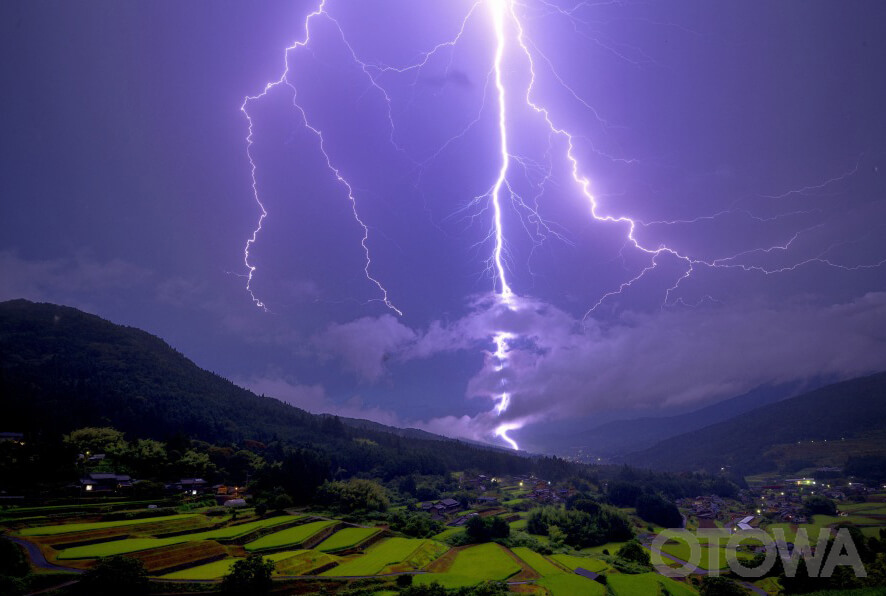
[
  {"xmin": 80, "ymin": 473, "xmax": 133, "ymax": 494},
  {"xmin": 180, "ymin": 478, "xmax": 207, "ymax": 494},
  {"xmin": 168, "ymin": 478, "xmax": 208, "ymax": 495},
  {"xmin": 439, "ymin": 498, "xmax": 461, "ymax": 511},
  {"xmin": 474, "ymin": 496, "xmax": 499, "ymax": 506}
]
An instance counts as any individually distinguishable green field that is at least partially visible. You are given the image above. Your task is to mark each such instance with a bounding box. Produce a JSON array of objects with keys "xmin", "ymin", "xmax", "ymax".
[
  {"xmin": 607, "ymin": 572, "xmax": 697, "ymax": 596},
  {"xmin": 245, "ymin": 520, "xmax": 337, "ymax": 552},
  {"xmin": 191, "ymin": 515, "xmax": 301, "ymax": 540},
  {"xmin": 508, "ymin": 518, "xmax": 528, "ymax": 531},
  {"xmin": 658, "ymin": 540, "xmax": 730, "ymax": 570},
  {"xmin": 411, "ymin": 544, "xmax": 521, "ymax": 590},
  {"xmin": 315, "ymin": 527, "xmax": 379, "ymax": 552},
  {"xmin": 446, "ymin": 543, "xmax": 521, "ymax": 580},
  {"xmin": 54, "ymin": 516, "xmax": 303, "ymax": 559},
  {"xmin": 579, "ymin": 541, "xmax": 628, "ymax": 555},
  {"xmin": 160, "ymin": 558, "xmax": 240, "ymax": 579},
  {"xmin": 537, "ymin": 574, "xmax": 607, "ymax": 596},
  {"xmin": 20, "ymin": 514, "xmax": 197, "ymax": 536},
  {"xmin": 159, "ymin": 550, "xmax": 304, "ymax": 579},
  {"xmin": 549, "ymin": 554, "xmax": 608, "ymax": 573},
  {"xmin": 321, "ymin": 537, "xmax": 428, "ymax": 576},
  {"xmin": 273, "ymin": 549, "xmax": 340, "ymax": 575},
  {"xmin": 431, "ymin": 527, "xmax": 462, "ymax": 541},
  {"xmin": 59, "ymin": 537, "xmax": 186, "ymax": 559},
  {"xmin": 511, "ymin": 546, "xmax": 565, "ymax": 576}
]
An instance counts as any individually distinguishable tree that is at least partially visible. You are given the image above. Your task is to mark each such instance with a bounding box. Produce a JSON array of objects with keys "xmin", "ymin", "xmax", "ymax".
[
  {"xmin": 616, "ymin": 539, "xmax": 650, "ymax": 566},
  {"xmin": 547, "ymin": 525, "xmax": 566, "ymax": 549},
  {"xmin": 608, "ymin": 481, "xmax": 642, "ymax": 507},
  {"xmin": 272, "ymin": 493, "xmax": 294, "ymax": 511},
  {"xmin": 176, "ymin": 449, "xmax": 217, "ymax": 479},
  {"xmin": 803, "ymin": 495, "xmax": 837, "ymax": 516},
  {"xmin": 221, "ymin": 553, "xmax": 275, "ymax": 595},
  {"xmin": 317, "ymin": 478, "xmax": 390, "ymax": 513},
  {"xmin": 636, "ymin": 492, "xmax": 683, "ymax": 528},
  {"xmin": 77, "ymin": 556, "xmax": 149, "ymax": 595},
  {"xmin": 465, "ymin": 516, "xmax": 511, "ymax": 543},
  {"xmin": 64, "ymin": 427, "xmax": 127, "ymax": 457},
  {"xmin": 699, "ymin": 576, "xmax": 746, "ymax": 596},
  {"xmin": 126, "ymin": 438, "xmax": 168, "ymax": 477}
]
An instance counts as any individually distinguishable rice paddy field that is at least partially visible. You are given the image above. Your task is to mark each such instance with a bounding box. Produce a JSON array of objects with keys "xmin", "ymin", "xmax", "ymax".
[
  {"xmin": 244, "ymin": 520, "xmax": 338, "ymax": 552},
  {"xmin": 9, "ymin": 507, "xmax": 713, "ymax": 594},
  {"xmin": 414, "ymin": 543, "xmax": 522, "ymax": 589},
  {"xmin": 607, "ymin": 572, "xmax": 697, "ymax": 596},
  {"xmin": 314, "ymin": 526, "xmax": 379, "ymax": 552},
  {"xmin": 19, "ymin": 513, "xmax": 199, "ymax": 536},
  {"xmin": 320, "ymin": 537, "xmax": 433, "ymax": 576}
]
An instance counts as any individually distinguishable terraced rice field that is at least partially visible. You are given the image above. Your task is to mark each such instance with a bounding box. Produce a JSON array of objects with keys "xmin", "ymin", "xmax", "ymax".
[
  {"xmin": 244, "ymin": 520, "xmax": 337, "ymax": 552},
  {"xmin": 415, "ymin": 543, "xmax": 521, "ymax": 588},
  {"xmin": 380, "ymin": 540, "xmax": 448, "ymax": 574},
  {"xmin": 160, "ymin": 558, "xmax": 240, "ymax": 580},
  {"xmin": 159, "ymin": 551, "xmax": 303, "ymax": 579},
  {"xmin": 511, "ymin": 546, "xmax": 566, "ymax": 576},
  {"xmin": 320, "ymin": 537, "xmax": 430, "ymax": 576},
  {"xmin": 549, "ymin": 554, "xmax": 609, "ymax": 573},
  {"xmin": 188, "ymin": 515, "xmax": 302, "ymax": 540},
  {"xmin": 55, "ymin": 515, "xmax": 304, "ymax": 559},
  {"xmin": 58, "ymin": 537, "xmax": 188, "ymax": 559},
  {"xmin": 607, "ymin": 572, "xmax": 697, "ymax": 596},
  {"xmin": 537, "ymin": 574, "xmax": 607, "ymax": 596},
  {"xmin": 20, "ymin": 514, "xmax": 198, "ymax": 536},
  {"xmin": 314, "ymin": 527, "xmax": 379, "ymax": 552},
  {"xmin": 272, "ymin": 549, "xmax": 340, "ymax": 575},
  {"xmin": 129, "ymin": 540, "xmax": 228, "ymax": 573}
]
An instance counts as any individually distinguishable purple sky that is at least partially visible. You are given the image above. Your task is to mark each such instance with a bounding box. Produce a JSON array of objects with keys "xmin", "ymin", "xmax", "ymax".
[{"xmin": 2, "ymin": 0, "xmax": 885, "ymax": 451}]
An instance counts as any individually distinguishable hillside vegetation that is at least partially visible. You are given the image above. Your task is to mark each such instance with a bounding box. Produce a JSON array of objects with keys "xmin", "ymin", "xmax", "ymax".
[{"xmin": 624, "ymin": 371, "xmax": 886, "ymax": 474}]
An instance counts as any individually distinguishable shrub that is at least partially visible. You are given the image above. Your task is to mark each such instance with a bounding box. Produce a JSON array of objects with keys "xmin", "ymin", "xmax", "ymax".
[
  {"xmin": 77, "ymin": 556, "xmax": 149, "ymax": 595},
  {"xmin": 221, "ymin": 553, "xmax": 275, "ymax": 595},
  {"xmin": 616, "ymin": 539, "xmax": 650, "ymax": 567},
  {"xmin": 0, "ymin": 537, "xmax": 29, "ymax": 577}
]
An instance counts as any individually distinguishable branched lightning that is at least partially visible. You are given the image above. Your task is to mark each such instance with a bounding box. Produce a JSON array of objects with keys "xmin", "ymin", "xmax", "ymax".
[
  {"xmin": 242, "ymin": 0, "xmax": 883, "ymax": 451},
  {"xmin": 241, "ymin": 0, "xmax": 401, "ymax": 315}
]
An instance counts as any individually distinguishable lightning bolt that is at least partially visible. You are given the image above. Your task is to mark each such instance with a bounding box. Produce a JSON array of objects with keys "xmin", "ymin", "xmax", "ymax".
[
  {"xmin": 241, "ymin": 0, "xmax": 883, "ymax": 451},
  {"xmin": 241, "ymin": 0, "xmax": 401, "ymax": 315}
]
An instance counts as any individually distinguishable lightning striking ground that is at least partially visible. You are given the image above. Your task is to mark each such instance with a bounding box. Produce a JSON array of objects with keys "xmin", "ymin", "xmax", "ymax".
[{"xmin": 241, "ymin": 0, "xmax": 884, "ymax": 451}]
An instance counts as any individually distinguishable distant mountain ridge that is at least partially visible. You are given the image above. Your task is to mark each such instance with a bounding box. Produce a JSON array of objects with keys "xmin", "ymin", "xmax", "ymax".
[
  {"xmin": 623, "ymin": 371, "xmax": 886, "ymax": 473},
  {"xmin": 542, "ymin": 382, "xmax": 814, "ymax": 457}
]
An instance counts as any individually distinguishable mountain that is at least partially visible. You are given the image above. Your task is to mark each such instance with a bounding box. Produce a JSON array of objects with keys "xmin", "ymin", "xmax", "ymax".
[
  {"xmin": 541, "ymin": 382, "xmax": 811, "ymax": 458},
  {"xmin": 0, "ymin": 299, "xmax": 564, "ymax": 480},
  {"xmin": 623, "ymin": 371, "xmax": 886, "ymax": 474}
]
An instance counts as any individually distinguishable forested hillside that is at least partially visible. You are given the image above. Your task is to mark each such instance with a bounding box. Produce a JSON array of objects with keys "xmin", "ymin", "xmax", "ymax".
[
  {"xmin": 625, "ymin": 371, "xmax": 886, "ymax": 474},
  {"xmin": 0, "ymin": 300, "xmax": 575, "ymax": 483}
]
